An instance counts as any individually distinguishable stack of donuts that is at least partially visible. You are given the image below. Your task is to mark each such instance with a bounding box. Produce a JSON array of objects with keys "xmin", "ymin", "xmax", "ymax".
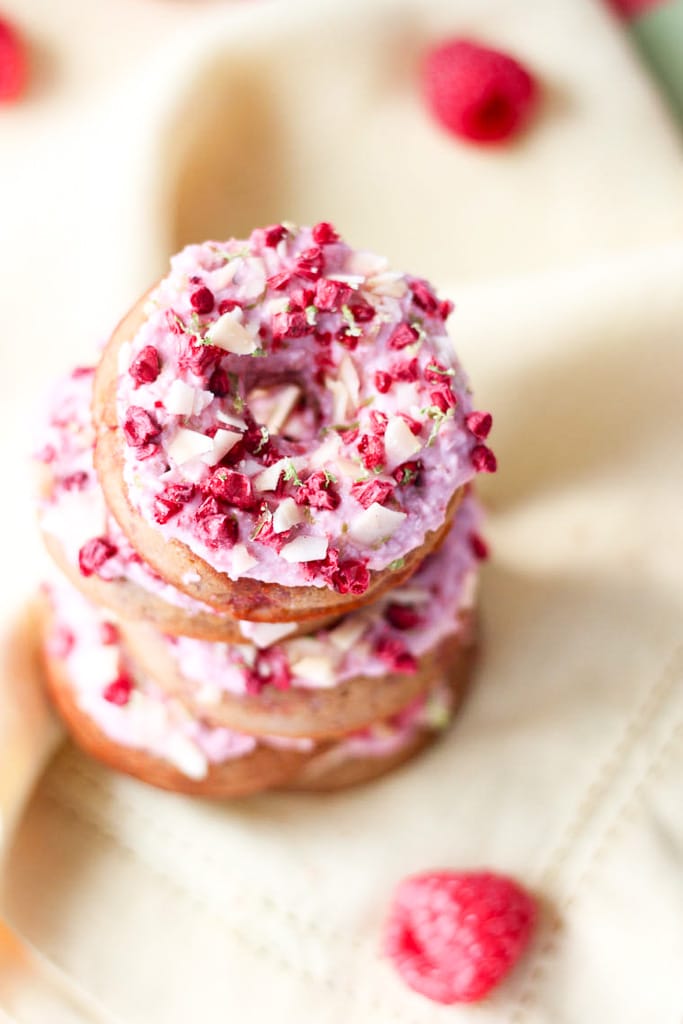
[{"xmin": 34, "ymin": 223, "xmax": 495, "ymax": 797}]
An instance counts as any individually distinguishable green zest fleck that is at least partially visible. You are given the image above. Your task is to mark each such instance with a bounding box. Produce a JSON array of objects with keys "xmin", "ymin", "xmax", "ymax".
[
  {"xmin": 322, "ymin": 469, "xmax": 337, "ymax": 486},
  {"xmin": 305, "ymin": 305, "xmax": 318, "ymax": 327},
  {"xmin": 426, "ymin": 363, "xmax": 455, "ymax": 377},
  {"xmin": 372, "ymin": 464, "xmax": 385, "ymax": 475},
  {"xmin": 397, "ymin": 466, "xmax": 419, "ymax": 486},
  {"xmin": 341, "ymin": 305, "xmax": 362, "ymax": 338},
  {"xmin": 324, "ymin": 420, "xmax": 360, "ymax": 434},
  {"xmin": 420, "ymin": 404, "xmax": 452, "ymax": 446},
  {"xmin": 228, "ymin": 372, "xmax": 245, "ymax": 413},
  {"xmin": 216, "ymin": 245, "xmax": 250, "ymax": 263},
  {"xmin": 252, "ymin": 347, "xmax": 267, "ymax": 357},
  {"xmin": 283, "ymin": 460, "xmax": 303, "ymax": 486},
  {"xmin": 389, "ymin": 557, "xmax": 406, "ymax": 571},
  {"xmin": 255, "ymin": 426, "xmax": 270, "ymax": 454},
  {"xmin": 251, "ymin": 507, "xmax": 273, "ymax": 540}
]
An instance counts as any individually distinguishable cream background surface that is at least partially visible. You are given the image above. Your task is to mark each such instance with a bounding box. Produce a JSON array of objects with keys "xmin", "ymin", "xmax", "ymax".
[{"xmin": 0, "ymin": 0, "xmax": 682, "ymax": 1021}]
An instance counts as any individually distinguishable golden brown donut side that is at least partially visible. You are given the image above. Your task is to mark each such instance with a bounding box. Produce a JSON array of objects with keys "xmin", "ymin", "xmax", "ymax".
[{"xmin": 120, "ymin": 613, "xmax": 476, "ymax": 740}]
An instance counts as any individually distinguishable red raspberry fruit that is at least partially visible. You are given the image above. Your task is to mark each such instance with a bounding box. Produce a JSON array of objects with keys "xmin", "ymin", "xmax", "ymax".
[
  {"xmin": 385, "ymin": 870, "xmax": 535, "ymax": 1004},
  {"xmin": 422, "ymin": 39, "xmax": 538, "ymax": 145},
  {"xmin": 0, "ymin": 17, "xmax": 27, "ymax": 103}
]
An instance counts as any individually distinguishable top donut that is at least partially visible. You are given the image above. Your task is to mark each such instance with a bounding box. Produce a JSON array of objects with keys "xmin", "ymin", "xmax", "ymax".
[{"xmin": 93, "ymin": 223, "xmax": 495, "ymax": 621}]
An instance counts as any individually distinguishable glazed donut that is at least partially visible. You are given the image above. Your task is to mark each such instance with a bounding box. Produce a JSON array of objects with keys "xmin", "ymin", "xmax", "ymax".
[
  {"xmin": 120, "ymin": 494, "xmax": 481, "ymax": 739},
  {"xmin": 92, "ymin": 223, "xmax": 495, "ymax": 622},
  {"xmin": 40, "ymin": 582, "xmax": 464, "ymax": 797},
  {"xmin": 35, "ymin": 368, "xmax": 336, "ymax": 642}
]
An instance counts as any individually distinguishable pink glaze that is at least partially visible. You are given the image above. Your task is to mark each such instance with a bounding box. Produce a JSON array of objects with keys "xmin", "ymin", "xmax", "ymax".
[
  {"xmin": 166, "ymin": 493, "xmax": 479, "ymax": 699},
  {"xmin": 45, "ymin": 579, "xmax": 453, "ymax": 780},
  {"xmin": 36, "ymin": 369, "xmax": 215, "ymax": 616},
  {"xmin": 114, "ymin": 224, "xmax": 492, "ymax": 592}
]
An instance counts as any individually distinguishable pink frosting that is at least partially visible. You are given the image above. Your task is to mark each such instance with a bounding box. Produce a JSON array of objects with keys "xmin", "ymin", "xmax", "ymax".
[
  {"xmin": 45, "ymin": 578, "xmax": 453, "ymax": 780},
  {"xmin": 166, "ymin": 493, "xmax": 479, "ymax": 699},
  {"xmin": 36, "ymin": 368, "xmax": 214, "ymax": 616},
  {"xmin": 114, "ymin": 224, "xmax": 490, "ymax": 591}
]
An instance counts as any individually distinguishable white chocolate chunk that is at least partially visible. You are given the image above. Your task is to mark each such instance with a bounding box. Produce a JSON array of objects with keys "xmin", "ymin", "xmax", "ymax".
[
  {"xmin": 348, "ymin": 503, "xmax": 407, "ymax": 545},
  {"xmin": 365, "ymin": 272, "xmax": 408, "ymax": 298},
  {"xmin": 265, "ymin": 385, "xmax": 301, "ymax": 434},
  {"xmin": 163, "ymin": 733, "xmax": 208, "ymax": 780},
  {"xmin": 201, "ymin": 428, "xmax": 242, "ymax": 466},
  {"xmin": 339, "ymin": 354, "xmax": 360, "ymax": 410},
  {"xmin": 328, "ymin": 616, "xmax": 369, "ymax": 653},
  {"xmin": 280, "ymin": 535, "xmax": 328, "ymax": 563},
  {"xmin": 231, "ymin": 544, "xmax": 257, "ymax": 575},
  {"xmin": 326, "ymin": 377, "xmax": 351, "ymax": 423},
  {"xmin": 167, "ymin": 427, "xmax": 213, "ymax": 465},
  {"xmin": 193, "ymin": 388, "xmax": 214, "ymax": 416},
  {"xmin": 207, "ymin": 309, "xmax": 258, "ymax": 354},
  {"xmin": 216, "ymin": 410, "xmax": 247, "ymax": 430},
  {"xmin": 165, "ymin": 379, "xmax": 197, "ymax": 416},
  {"xmin": 384, "ymin": 416, "xmax": 422, "ymax": 470},
  {"xmin": 239, "ymin": 620, "xmax": 298, "ymax": 648},
  {"xmin": 253, "ymin": 459, "xmax": 287, "ymax": 492},
  {"xmin": 272, "ymin": 497, "xmax": 305, "ymax": 534},
  {"xmin": 290, "ymin": 654, "xmax": 336, "ymax": 687}
]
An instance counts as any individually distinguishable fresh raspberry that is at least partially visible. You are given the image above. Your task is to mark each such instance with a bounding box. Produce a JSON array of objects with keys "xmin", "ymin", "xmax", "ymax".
[
  {"xmin": 385, "ymin": 870, "xmax": 536, "ymax": 1004},
  {"xmin": 271, "ymin": 309, "xmax": 309, "ymax": 341},
  {"xmin": 0, "ymin": 17, "xmax": 27, "ymax": 103},
  {"xmin": 422, "ymin": 39, "xmax": 538, "ymax": 145},
  {"xmin": 358, "ymin": 433, "xmax": 385, "ymax": 472},
  {"xmin": 375, "ymin": 635, "xmax": 417, "ymax": 673}
]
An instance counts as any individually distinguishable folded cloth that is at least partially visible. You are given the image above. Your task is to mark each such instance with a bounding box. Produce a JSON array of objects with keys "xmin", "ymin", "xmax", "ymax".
[{"xmin": 1, "ymin": 0, "xmax": 682, "ymax": 1022}]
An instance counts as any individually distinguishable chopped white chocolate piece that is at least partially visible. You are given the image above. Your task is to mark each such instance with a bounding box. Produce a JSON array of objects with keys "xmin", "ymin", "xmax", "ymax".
[
  {"xmin": 280, "ymin": 535, "xmax": 328, "ymax": 563},
  {"xmin": 239, "ymin": 621, "xmax": 298, "ymax": 648},
  {"xmin": 167, "ymin": 427, "xmax": 213, "ymax": 465},
  {"xmin": 339, "ymin": 354, "xmax": 360, "ymax": 410},
  {"xmin": 384, "ymin": 416, "xmax": 422, "ymax": 470},
  {"xmin": 207, "ymin": 309, "xmax": 258, "ymax": 354},
  {"xmin": 231, "ymin": 543, "xmax": 257, "ymax": 575},
  {"xmin": 348, "ymin": 503, "xmax": 407, "ymax": 545},
  {"xmin": 272, "ymin": 497, "xmax": 305, "ymax": 534},
  {"xmin": 165, "ymin": 379, "xmax": 197, "ymax": 416},
  {"xmin": 201, "ymin": 427, "xmax": 242, "ymax": 466},
  {"xmin": 290, "ymin": 654, "xmax": 336, "ymax": 687},
  {"xmin": 328, "ymin": 617, "xmax": 369, "ymax": 653}
]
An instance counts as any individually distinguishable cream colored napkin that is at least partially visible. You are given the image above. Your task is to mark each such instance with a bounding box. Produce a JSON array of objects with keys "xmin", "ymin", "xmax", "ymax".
[{"xmin": 1, "ymin": 0, "xmax": 683, "ymax": 1021}]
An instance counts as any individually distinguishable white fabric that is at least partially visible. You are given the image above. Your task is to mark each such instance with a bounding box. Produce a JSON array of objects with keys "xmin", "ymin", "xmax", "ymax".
[{"xmin": 1, "ymin": 0, "xmax": 682, "ymax": 1020}]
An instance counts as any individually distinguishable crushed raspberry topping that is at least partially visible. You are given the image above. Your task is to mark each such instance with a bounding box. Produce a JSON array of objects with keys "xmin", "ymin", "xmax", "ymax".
[
  {"xmin": 103, "ymin": 673, "xmax": 134, "ymax": 706},
  {"xmin": 385, "ymin": 870, "xmax": 536, "ymax": 1003},
  {"xmin": 78, "ymin": 536, "xmax": 118, "ymax": 578},
  {"xmin": 421, "ymin": 38, "xmax": 538, "ymax": 145},
  {"xmin": 115, "ymin": 225, "xmax": 489, "ymax": 588},
  {"xmin": 129, "ymin": 346, "xmax": 161, "ymax": 387},
  {"xmin": 471, "ymin": 444, "xmax": 497, "ymax": 473},
  {"xmin": 466, "ymin": 410, "xmax": 493, "ymax": 440}
]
